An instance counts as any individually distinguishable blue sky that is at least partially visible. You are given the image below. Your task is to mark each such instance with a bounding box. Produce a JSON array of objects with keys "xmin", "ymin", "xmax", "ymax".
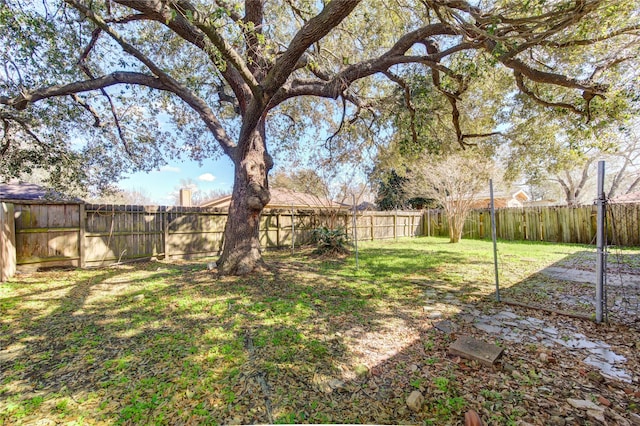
[{"xmin": 118, "ymin": 156, "xmax": 235, "ymax": 205}]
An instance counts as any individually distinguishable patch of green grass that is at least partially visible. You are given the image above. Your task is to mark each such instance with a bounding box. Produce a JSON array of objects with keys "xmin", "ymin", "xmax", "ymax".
[{"xmin": 0, "ymin": 238, "xmax": 620, "ymax": 425}]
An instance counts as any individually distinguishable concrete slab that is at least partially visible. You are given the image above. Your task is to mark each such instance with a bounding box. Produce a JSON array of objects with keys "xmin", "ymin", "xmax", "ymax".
[
  {"xmin": 542, "ymin": 266, "xmax": 640, "ymax": 288},
  {"xmin": 448, "ymin": 336, "xmax": 504, "ymax": 367}
]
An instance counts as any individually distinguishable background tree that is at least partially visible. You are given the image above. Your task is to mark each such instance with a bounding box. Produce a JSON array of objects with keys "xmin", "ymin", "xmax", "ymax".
[
  {"xmin": 374, "ymin": 169, "xmax": 414, "ymax": 210},
  {"xmin": 406, "ymin": 151, "xmax": 496, "ymax": 242},
  {"xmin": 88, "ymin": 186, "xmax": 154, "ymax": 205},
  {"xmin": 504, "ymin": 116, "xmax": 640, "ymax": 205},
  {"xmin": 270, "ymin": 169, "xmax": 329, "ymax": 198},
  {"xmin": 2, "ymin": 0, "xmax": 639, "ymax": 274}
]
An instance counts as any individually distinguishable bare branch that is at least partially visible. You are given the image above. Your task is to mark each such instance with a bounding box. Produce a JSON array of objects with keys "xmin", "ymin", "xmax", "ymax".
[
  {"xmin": 70, "ymin": 94, "xmax": 102, "ymax": 127},
  {"xmin": 324, "ymin": 95, "xmax": 347, "ymax": 154},
  {"xmin": 105, "ymin": 13, "xmax": 148, "ymax": 24},
  {"xmin": 514, "ymin": 71, "xmax": 585, "ymax": 116},
  {"xmin": 545, "ymin": 25, "xmax": 640, "ymax": 48},
  {"xmin": 0, "ymin": 112, "xmax": 46, "ymax": 149},
  {"xmin": 461, "ymin": 132, "xmax": 502, "ymax": 140}
]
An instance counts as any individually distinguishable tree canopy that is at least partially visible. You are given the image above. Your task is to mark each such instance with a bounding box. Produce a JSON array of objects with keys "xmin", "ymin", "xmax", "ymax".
[{"xmin": 2, "ymin": 0, "xmax": 639, "ymax": 273}]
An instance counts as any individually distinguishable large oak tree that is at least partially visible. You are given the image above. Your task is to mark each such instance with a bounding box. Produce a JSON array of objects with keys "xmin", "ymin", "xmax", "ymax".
[{"xmin": 1, "ymin": 0, "xmax": 639, "ymax": 274}]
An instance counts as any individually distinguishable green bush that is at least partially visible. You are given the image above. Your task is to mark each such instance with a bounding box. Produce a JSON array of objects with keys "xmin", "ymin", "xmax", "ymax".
[{"xmin": 311, "ymin": 226, "xmax": 351, "ymax": 255}]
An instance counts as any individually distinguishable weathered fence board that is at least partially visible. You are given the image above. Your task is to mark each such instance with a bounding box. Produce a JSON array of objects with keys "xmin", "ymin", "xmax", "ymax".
[
  {"xmin": 13, "ymin": 203, "xmax": 81, "ymax": 268},
  {"xmin": 1, "ymin": 202, "xmax": 17, "ymax": 281}
]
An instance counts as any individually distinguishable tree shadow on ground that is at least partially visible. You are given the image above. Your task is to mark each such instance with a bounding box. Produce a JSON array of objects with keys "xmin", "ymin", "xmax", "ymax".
[
  {"xmin": 1, "ymin": 245, "xmax": 639, "ymax": 425},
  {"xmin": 499, "ymin": 249, "xmax": 640, "ymax": 326}
]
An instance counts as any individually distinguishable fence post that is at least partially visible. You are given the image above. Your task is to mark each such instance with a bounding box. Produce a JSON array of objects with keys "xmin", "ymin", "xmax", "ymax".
[
  {"xmin": 393, "ymin": 210, "xmax": 397, "ymax": 239},
  {"xmin": 0, "ymin": 202, "xmax": 16, "ymax": 282},
  {"xmin": 79, "ymin": 203, "xmax": 86, "ymax": 268},
  {"xmin": 163, "ymin": 209, "xmax": 170, "ymax": 260},
  {"xmin": 370, "ymin": 215, "xmax": 374, "ymax": 241},
  {"xmin": 291, "ymin": 206, "xmax": 295, "ymax": 254}
]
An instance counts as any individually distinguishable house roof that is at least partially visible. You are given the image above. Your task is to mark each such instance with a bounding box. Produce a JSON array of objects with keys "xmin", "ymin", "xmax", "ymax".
[
  {"xmin": 473, "ymin": 189, "xmax": 530, "ymax": 202},
  {"xmin": 0, "ymin": 182, "xmax": 83, "ymax": 203},
  {"xmin": 610, "ymin": 191, "xmax": 640, "ymax": 204},
  {"xmin": 200, "ymin": 188, "xmax": 348, "ymax": 209}
]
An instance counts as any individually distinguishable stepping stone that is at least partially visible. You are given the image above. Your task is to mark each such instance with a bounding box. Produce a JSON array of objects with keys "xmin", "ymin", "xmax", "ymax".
[
  {"xmin": 474, "ymin": 322, "xmax": 504, "ymax": 334},
  {"xmin": 434, "ymin": 320, "xmax": 457, "ymax": 334},
  {"xmin": 448, "ymin": 336, "xmax": 504, "ymax": 367}
]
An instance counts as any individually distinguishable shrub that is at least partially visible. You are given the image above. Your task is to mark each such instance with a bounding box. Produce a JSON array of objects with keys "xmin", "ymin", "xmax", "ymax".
[{"xmin": 311, "ymin": 226, "xmax": 351, "ymax": 255}]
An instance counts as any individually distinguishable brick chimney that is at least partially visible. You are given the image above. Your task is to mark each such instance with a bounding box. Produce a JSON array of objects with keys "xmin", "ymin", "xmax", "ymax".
[{"xmin": 179, "ymin": 188, "xmax": 192, "ymax": 207}]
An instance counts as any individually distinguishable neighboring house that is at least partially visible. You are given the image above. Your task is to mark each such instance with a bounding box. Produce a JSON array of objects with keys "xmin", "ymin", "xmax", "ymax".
[
  {"xmin": 356, "ymin": 201, "xmax": 377, "ymax": 211},
  {"xmin": 199, "ymin": 188, "xmax": 348, "ymax": 210},
  {"xmin": 610, "ymin": 191, "xmax": 640, "ymax": 204},
  {"xmin": 0, "ymin": 182, "xmax": 83, "ymax": 203},
  {"xmin": 470, "ymin": 189, "xmax": 531, "ymax": 209}
]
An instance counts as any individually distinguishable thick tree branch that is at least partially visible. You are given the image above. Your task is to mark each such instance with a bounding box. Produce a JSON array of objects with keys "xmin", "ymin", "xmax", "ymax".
[
  {"xmin": 1, "ymin": 71, "xmax": 236, "ymax": 158},
  {"xmin": 112, "ymin": 0, "xmax": 251, "ymax": 111},
  {"xmin": 66, "ymin": 0, "xmax": 238, "ymax": 157},
  {"xmin": 270, "ymin": 23, "xmax": 460, "ymax": 106},
  {"xmin": 167, "ymin": 0, "xmax": 261, "ymax": 97},
  {"xmin": 0, "ymin": 119, "xmax": 10, "ymax": 156},
  {"xmin": 1, "ymin": 72, "xmax": 160, "ymax": 109},
  {"xmin": 262, "ymin": 0, "xmax": 362, "ymax": 96},
  {"xmin": 497, "ymin": 45, "xmax": 608, "ymax": 95}
]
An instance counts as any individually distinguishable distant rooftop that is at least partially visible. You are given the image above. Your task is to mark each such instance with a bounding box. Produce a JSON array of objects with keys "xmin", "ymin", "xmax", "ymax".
[
  {"xmin": 610, "ymin": 191, "xmax": 640, "ymax": 204},
  {"xmin": 200, "ymin": 187, "xmax": 348, "ymax": 209}
]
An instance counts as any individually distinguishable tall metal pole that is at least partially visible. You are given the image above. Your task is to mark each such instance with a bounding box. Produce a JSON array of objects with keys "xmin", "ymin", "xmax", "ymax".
[
  {"xmin": 596, "ymin": 161, "xmax": 606, "ymax": 323},
  {"xmin": 490, "ymin": 179, "xmax": 500, "ymax": 302},
  {"xmin": 352, "ymin": 193, "xmax": 359, "ymax": 269}
]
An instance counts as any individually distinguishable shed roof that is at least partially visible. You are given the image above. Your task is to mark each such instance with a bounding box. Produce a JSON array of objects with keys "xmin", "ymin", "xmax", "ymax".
[{"xmin": 0, "ymin": 182, "xmax": 83, "ymax": 203}]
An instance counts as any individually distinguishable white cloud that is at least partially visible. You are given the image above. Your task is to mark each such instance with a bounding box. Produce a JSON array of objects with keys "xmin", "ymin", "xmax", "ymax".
[
  {"xmin": 198, "ymin": 173, "xmax": 216, "ymax": 182},
  {"xmin": 159, "ymin": 165, "xmax": 181, "ymax": 173}
]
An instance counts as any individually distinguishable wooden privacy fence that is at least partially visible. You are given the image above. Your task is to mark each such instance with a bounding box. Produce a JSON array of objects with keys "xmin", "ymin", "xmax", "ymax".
[
  {"xmin": 4, "ymin": 202, "xmax": 424, "ymax": 271},
  {"xmin": 2, "ymin": 201, "xmax": 637, "ymax": 275},
  {"xmin": 425, "ymin": 204, "xmax": 640, "ymax": 246}
]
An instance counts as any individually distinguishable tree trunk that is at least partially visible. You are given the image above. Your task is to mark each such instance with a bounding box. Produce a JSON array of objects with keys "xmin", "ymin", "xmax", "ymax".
[
  {"xmin": 448, "ymin": 212, "xmax": 463, "ymax": 243},
  {"xmin": 217, "ymin": 123, "xmax": 273, "ymax": 275}
]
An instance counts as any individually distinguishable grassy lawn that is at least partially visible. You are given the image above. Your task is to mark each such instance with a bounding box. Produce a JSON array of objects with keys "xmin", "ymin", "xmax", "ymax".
[{"xmin": 0, "ymin": 237, "xmax": 637, "ymax": 425}]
